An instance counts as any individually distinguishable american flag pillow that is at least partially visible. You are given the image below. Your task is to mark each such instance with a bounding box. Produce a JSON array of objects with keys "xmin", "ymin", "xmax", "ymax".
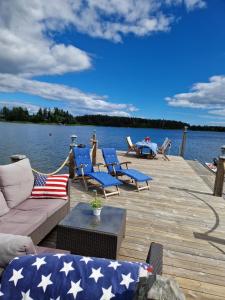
[{"xmin": 31, "ymin": 174, "xmax": 69, "ymax": 200}]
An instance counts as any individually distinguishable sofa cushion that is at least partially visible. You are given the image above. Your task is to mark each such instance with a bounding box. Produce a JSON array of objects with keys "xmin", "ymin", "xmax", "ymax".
[
  {"xmin": 16, "ymin": 198, "xmax": 66, "ymax": 217},
  {"xmin": 0, "ymin": 233, "xmax": 36, "ymax": 268},
  {"xmin": 0, "ymin": 208, "xmax": 46, "ymax": 236},
  {"xmin": 31, "ymin": 174, "xmax": 69, "ymax": 200},
  {"xmin": 0, "ymin": 190, "xmax": 9, "ymax": 216},
  {"xmin": 0, "ymin": 158, "xmax": 34, "ymax": 208}
]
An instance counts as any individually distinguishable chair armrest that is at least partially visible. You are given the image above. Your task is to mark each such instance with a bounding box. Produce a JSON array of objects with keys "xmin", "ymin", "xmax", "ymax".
[
  {"xmin": 95, "ymin": 163, "xmax": 104, "ymax": 167},
  {"xmin": 94, "ymin": 162, "xmax": 104, "ymax": 171},
  {"xmin": 75, "ymin": 163, "xmax": 88, "ymax": 170},
  {"xmin": 104, "ymin": 162, "xmax": 119, "ymax": 167},
  {"xmin": 145, "ymin": 242, "xmax": 163, "ymax": 292},
  {"xmin": 119, "ymin": 161, "xmax": 131, "ymax": 169},
  {"xmin": 146, "ymin": 242, "xmax": 163, "ymax": 275}
]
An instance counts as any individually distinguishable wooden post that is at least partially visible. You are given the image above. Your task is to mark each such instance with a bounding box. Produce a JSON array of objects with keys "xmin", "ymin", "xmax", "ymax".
[
  {"xmin": 69, "ymin": 135, "xmax": 77, "ymax": 178},
  {"xmin": 91, "ymin": 130, "xmax": 98, "ymax": 166},
  {"xmin": 221, "ymin": 145, "xmax": 225, "ymax": 156},
  {"xmin": 179, "ymin": 126, "xmax": 188, "ymax": 157},
  {"xmin": 10, "ymin": 154, "xmax": 27, "ymax": 163},
  {"xmin": 213, "ymin": 155, "xmax": 225, "ymax": 197}
]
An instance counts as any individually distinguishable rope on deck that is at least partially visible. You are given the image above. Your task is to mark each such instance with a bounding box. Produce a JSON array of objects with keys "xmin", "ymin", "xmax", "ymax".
[{"xmin": 31, "ymin": 150, "xmax": 72, "ymax": 176}]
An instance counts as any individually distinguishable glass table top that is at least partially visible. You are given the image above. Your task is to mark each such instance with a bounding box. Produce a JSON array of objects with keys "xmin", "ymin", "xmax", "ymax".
[{"xmin": 59, "ymin": 202, "xmax": 126, "ymax": 235}]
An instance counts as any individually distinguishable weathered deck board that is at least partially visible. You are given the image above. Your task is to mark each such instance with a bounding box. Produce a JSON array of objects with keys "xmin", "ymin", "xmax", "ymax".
[{"xmin": 41, "ymin": 151, "xmax": 225, "ymax": 299}]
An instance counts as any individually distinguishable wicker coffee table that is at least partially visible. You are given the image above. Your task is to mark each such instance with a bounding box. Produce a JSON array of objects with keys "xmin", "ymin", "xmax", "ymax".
[{"xmin": 56, "ymin": 202, "xmax": 126, "ymax": 259}]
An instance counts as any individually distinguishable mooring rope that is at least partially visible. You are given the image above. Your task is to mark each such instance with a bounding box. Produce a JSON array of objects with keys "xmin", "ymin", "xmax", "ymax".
[{"xmin": 31, "ymin": 150, "xmax": 72, "ymax": 176}]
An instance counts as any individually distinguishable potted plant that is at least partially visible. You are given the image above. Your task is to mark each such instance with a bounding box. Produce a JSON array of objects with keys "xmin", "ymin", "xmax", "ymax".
[{"xmin": 90, "ymin": 190, "xmax": 103, "ymax": 216}]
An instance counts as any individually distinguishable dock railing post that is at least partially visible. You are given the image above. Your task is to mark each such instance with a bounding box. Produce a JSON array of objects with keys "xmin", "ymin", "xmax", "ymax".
[
  {"xmin": 179, "ymin": 126, "xmax": 188, "ymax": 157},
  {"xmin": 91, "ymin": 130, "xmax": 98, "ymax": 166},
  {"xmin": 69, "ymin": 135, "xmax": 77, "ymax": 178},
  {"xmin": 213, "ymin": 155, "xmax": 225, "ymax": 197}
]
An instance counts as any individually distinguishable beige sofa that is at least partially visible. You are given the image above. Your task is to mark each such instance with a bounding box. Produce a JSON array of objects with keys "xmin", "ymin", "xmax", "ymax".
[{"xmin": 0, "ymin": 158, "xmax": 70, "ymax": 245}]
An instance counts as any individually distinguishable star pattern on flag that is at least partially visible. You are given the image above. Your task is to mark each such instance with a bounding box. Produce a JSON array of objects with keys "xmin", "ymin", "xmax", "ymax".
[
  {"xmin": 32, "ymin": 257, "xmax": 46, "ymax": 270},
  {"xmin": 120, "ymin": 272, "xmax": 134, "ymax": 289},
  {"xmin": 67, "ymin": 279, "xmax": 83, "ymax": 298},
  {"xmin": 9, "ymin": 268, "xmax": 24, "ymax": 286},
  {"xmin": 21, "ymin": 290, "xmax": 33, "ymax": 300},
  {"xmin": 80, "ymin": 256, "xmax": 93, "ymax": 264},
  {"xmin": 54, "ymin": 254, "xmax": 65, "ymax": 259},
  {"xmin": 0, "ymin": 284, "xmax": 3, "ymax": 297},
  {"xmin": 100, "ymin": 286, "xmax": 115, "ymax": 300},
  {"xmin": 108, "ymin": 261, "xmax": 121, "ymax": 270},
  {"xmin": 60, "ymin": 262, "xmax": 74, "ymax": 276},
  {"xmin": 0, "ymin": 254, "xmax": 146, "ymax": 299},
  {"xmin": 35, "ymin": 174, "xmax": 47, "ymax": 186},
  {"xmin": 37, "ymin": 273, "xmax": 53, "ymax": 292},
  {"xmin": 89, "ymin": 267, "xmax": 104, "ymax": 283}
]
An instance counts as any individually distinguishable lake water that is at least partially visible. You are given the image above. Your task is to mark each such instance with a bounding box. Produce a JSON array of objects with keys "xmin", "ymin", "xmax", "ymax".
[{"xmin": 0, "ymin": 122, "xmax": 224, "ymax": 172}]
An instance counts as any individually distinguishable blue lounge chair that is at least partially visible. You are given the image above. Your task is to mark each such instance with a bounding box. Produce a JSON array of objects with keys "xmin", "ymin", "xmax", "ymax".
[
  {"xmin": 102, "ymin": 148, "xmax": 152, "ymax": 191},
  {"xmin": 73, "ymin": 147, "xmax": 122, "ymax": 198}
]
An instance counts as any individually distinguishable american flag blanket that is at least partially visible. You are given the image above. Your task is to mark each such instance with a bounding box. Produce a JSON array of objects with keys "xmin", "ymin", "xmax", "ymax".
[
  {"xmin": 0, "ymin": 254, "xmax": 149, "ymax": 300},
  {"xmin": 31, "ymin": 174, "xmax": 69, "ymax": 200}
]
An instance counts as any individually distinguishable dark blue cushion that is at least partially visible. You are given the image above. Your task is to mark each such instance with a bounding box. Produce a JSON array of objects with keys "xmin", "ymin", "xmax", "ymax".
[
  {"xmin": 89, "ymin": 172, "xmax": 122, "ymax": 187},
  {"xmin": 118, "ymin": 169, "xmax": 152, "ymax": 182},
  {"xmin": 102, "ymin": 148, "xmax": 122, "ymax": 173},
  {"xmin": 74, "ymin": 147, "xmax": 93, "ymax": 176}
]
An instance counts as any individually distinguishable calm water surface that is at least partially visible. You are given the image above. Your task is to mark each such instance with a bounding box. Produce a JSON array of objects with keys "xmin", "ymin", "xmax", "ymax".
[{"xmin": 0, "ymin": 122, "xmax": 224, "ymax": 172}]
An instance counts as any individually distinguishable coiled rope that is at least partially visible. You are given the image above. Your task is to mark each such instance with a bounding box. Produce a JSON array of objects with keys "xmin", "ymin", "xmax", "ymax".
[{"xmin": 31, "ymin": 150, "xmax": 72, "ymax": 176}]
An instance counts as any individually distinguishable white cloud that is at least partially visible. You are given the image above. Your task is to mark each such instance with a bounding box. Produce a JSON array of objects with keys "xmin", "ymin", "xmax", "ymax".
[
  {"xmin": 166, "ymin": 76, "xmax": 225, "ymax": 111},
  {"xmin": 0, "ymin": 0, "xmax": 91, "ymax": 77},
  {"xmin": 0, "ymin": 0, "xmax": 206, "ymax": 76},
  {"xmin": 209, "ymin": 109, "xmax": 225, "ymax": 117},
  {"xmin": 208, "ymin": 121, "xmax": 225, "ymax": 126},
  {"xmin": 165, "ymin": 0, "xmax": 206, "ymax": 10},
  {"xmin": 0, "ymin": 74, "xmax": 136, "ymax": 116},
  {"xmin": 0, "ymin": 100, "xmax": 40, "ymax": 113},
  {"xmin": 184, "ymin": 0, "xmax": 206, "ymax": 10},
  {"xmin": 0, "ymin": 0, "xmax": 206, "ymax": 116}
]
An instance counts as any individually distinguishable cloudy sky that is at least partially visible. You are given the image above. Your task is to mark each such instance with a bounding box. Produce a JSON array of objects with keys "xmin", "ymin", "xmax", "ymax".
[{"xmin": 0, "ymin": 0, "xmax": 224, "ymax": 124}]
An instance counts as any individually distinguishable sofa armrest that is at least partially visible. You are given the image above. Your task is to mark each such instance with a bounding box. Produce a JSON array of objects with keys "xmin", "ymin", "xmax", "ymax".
[
  {"xmin": 0, "ymin": 233, "xmax": 36, "ymax": 268},
  {"xmin": 35, "ymin": 246, "xmax": 70, "ymax": 255}
]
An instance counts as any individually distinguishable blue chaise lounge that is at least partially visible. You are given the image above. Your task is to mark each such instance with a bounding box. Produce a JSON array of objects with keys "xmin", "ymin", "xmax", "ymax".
[
  {"xmin": 73, "ymin": 147, "xmax": 122, "ymax": 198},
  {"xmin": 102, "ymin": 148, "xmax": 152, "ymax": 191}
]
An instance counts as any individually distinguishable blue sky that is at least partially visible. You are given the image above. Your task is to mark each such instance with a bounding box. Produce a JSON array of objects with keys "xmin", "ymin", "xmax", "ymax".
[{"xmin": 0, "ymin": 0, "xmax": 224, "ymax": 125}]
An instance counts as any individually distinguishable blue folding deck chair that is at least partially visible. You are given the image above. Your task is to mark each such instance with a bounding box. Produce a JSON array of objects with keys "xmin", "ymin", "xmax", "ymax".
[
  {"xmin": 73, "ymin": 147, "xmax": 122, "ymax": 198},
  {"xmin": 102, "ymin": 148, "xmax": 152, "ymax": 191}
]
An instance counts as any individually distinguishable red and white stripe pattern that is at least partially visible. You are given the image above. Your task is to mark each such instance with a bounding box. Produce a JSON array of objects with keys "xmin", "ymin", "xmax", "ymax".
[{"xmin": 31, "ymin": 174, "xmax": 69, "ymax": 200}]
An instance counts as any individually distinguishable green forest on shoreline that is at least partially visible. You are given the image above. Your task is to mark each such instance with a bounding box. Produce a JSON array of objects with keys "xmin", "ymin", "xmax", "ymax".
[{"xmin": 0, "ymin": 106, "xmax": 225, "ymax": 132}]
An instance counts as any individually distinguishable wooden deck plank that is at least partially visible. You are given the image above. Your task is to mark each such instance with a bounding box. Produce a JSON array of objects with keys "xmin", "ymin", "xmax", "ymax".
[{"xmin": 41, "ymin": 151, "xmax": 225, "ymax": 299}]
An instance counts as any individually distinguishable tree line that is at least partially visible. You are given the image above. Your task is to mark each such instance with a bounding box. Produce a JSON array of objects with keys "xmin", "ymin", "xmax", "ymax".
[{"xmin": 0, "ymin": 106, "xmax": 224, "ymax": 132}]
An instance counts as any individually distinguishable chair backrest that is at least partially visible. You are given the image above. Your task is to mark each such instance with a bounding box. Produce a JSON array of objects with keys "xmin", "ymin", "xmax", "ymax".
[
  {"xmin": 161, "ymin": 137, "xmax": 169, "ymax": 150},
  {"xmin": 126, "ymin": 136, "xmax": 133, "ymax": 148},
  {"xmin": 73, "ymin": 147, "xmax": 94, "ymax": 176},
  {"xmin": 102, "ymin": 148, "xmax": 122, "ymax": 173},
  {"xmin": 163, "ymin": 139, "xmax": 172, "ymax": 153}
]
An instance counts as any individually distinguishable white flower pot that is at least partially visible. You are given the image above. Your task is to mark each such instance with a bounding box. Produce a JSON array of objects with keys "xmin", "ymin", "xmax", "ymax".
[{"xmin": 93, "ymin": 208, "xmax": 102, "ymax": 216}]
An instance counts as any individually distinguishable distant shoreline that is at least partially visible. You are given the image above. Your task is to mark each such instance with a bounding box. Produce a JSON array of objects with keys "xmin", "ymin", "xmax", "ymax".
[
  {"xmin": 1, "ymin": 120, "xmax": 225, "ymax": 133},
  {"xmin": 1, "ymin": 106, "xmax": 225, "ymax": 132}
]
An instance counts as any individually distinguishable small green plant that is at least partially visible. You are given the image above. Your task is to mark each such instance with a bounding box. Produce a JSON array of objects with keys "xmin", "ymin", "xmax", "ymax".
[{"xmin": 90, "ymin": 190, "xmax": 102, "ymax": 209}]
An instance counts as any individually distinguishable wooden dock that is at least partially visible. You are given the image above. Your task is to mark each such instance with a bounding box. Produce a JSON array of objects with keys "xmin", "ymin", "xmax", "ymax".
[{"xmin": 41, "ymin": 151, "xmax": 225, "ymax": 300}]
